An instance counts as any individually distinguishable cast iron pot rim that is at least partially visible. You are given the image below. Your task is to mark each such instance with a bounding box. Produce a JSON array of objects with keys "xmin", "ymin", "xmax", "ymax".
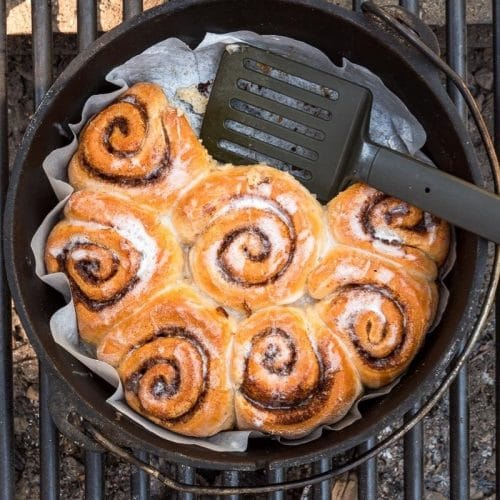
[{"xmin": 4, "ymin": 0, "xmax": 498, "ymax": 470}]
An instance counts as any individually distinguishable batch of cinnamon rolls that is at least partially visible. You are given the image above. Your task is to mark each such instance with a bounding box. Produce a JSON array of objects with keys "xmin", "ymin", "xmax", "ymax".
[{"xmin": 44, "ymin": 82, "xmax": 450, "ymax": 439}]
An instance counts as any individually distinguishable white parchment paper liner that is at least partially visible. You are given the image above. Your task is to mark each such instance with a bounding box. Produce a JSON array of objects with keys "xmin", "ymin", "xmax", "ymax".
[{"xmin": 31, "ymin": 31, "xmax": 452, "ymax": 452}]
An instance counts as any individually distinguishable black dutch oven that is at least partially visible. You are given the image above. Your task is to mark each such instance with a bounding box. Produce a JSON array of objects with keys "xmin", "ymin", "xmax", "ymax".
[{"xmin": 5, "ymin": 0, "xmax": 499, "ymax": 479}]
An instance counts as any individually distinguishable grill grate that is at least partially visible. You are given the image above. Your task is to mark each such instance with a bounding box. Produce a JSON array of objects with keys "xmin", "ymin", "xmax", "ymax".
[
  {"xmin": 32, "ymin": 2, "xmax": 58, "ymax": 499},
  {"xmin": 446, "ymin": 3, "xmax": 469, "ymax": 499},
  {"xmin": 0, "ymin": 0, "xmax": 498, "ymax": 498}
]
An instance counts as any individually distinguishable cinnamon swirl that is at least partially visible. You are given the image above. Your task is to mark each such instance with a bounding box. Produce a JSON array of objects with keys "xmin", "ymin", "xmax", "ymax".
[
  {"xmin": 173, "ymin": 165, "xmax": 326, "ymax": 313},
  {"xmin": 68, "ymin": 82, "xmax": 212, "ymax": 211},
  {"xmin": 44, "ymin": 190, "xmax": 183, "ymax": 345},
  {"xmin": 309, "ymin": 246, "xmax": 438, "ymax": 388},
  {"xmin": 97, "ymin": 285, "xmax": 234, "ymax": 437},
  {"xmin": 327, "ymin": 183, "xmax": 450, "ymax": 279},
  {"xmin": 231, "ymin": 306, "xmax": 362, "ymax": 438}
]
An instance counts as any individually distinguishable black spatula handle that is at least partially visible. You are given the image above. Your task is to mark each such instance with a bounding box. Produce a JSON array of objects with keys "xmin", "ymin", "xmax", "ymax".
[{"xmin": 363, "ymin": 145, "xmax": 500, "ymax": 243}]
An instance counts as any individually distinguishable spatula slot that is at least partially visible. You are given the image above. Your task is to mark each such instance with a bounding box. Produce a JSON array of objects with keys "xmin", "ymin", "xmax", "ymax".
[
  {"xmin": 236, "ymin": 79, "xmax": 331, "ymax": 121},
  {"xmin": 243, "ymin": 57, "xmax": 339, "ymax": 101},
  {"xmin": 229, "ymin": 99, "xmax": 325, "ymax": 141},
  {"xmin": 201, "ymin": 43, "xmax": 370, "ymax": 201},
  {"xmin": 218, "ymin": 139, "xmax": 313, "ymax": 181},
  {"xmin": 224, "ymin": 119, "xmax": 319, "ymax": 161}
]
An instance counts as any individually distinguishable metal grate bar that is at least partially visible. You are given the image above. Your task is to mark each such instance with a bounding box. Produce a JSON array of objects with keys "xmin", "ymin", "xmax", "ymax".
[
  {"xmin": 76, "ymin": 4, "xmax": 105, "ymax": 497},
  {"xmin": 123, "ymin": 0, "xmax": 143, "ymax": 21},
  {"xmin": 115, "ymin": 6, "xmax": 152, "ymax": 498},
  {"xmin": 267, "ymin": 467, "xmax": 285, "ymax": 500},
  {"xmin": 357, "ymin": 437, "xmax": 377, "ymax": 499},
  {"xmin": 222, "ymin": 470, "xmax": 241, "ymax": 500},
  {"xmin": 112, "ymin": 8, "xmax": 152, "ymax": 497},
  {"xmin": 446, "ymin": 1, "xmax": 469, "ymax": 499},
  {"xmin": 400, "ymin": 0, "xmax": 419, "ymax": 13},
  {"xmin": 32, "ymin": 0, "xmax": 53, "ymax": 107},
  {"xmin": 352, "ymin": 0, "xmax": 364, "ymax": 11},
  {"xmin": 494, "ymin": 0, "xmax": 500, "ymax": 496},
  {"xmin": 131, "ymin": 450, "xmax": 150, "ymax": 500},
  {"xmin": 0, "ymin": 0, "xmax": 13, "ymax": 498},
  {"xmin": 398, "ymin": 4, "xmax": 425, "ymax": 499},
  {"xmin": 40, "ymin": 369, "xmax": 60, "ymax": 500},
  {"xmin": 446, "ymin": 0, "xmax": 467, "ymax": 116},
  {"xmin": 77, "ymin": 0, "xmax": 97, "ymax": 51},
  {"xmin": 404, "ymin": 404, "xmax": 424, "ymax": 500},
  {"xmin": 313, "ymin": 458, "xmax": 331, "ymax": 500},
  {"xmin": 177, "ymin": 464, "xmax": 196, "ymax": 500},
  {"xmin": 354, "ymin": 9, "xmax": 383, "ymax": 497},
  {"xmin": 32, "ymin": 2, "xmax": 59, "ymax": 499},
  {"xmin": 84, "ymin": 451, "xmax": 104, "ymax": 500}
]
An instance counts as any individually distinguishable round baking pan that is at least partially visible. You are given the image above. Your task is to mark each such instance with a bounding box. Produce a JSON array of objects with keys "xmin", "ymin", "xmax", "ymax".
[{"xmin": 5, "ymin": 0, "xmax": 496, "ymax": 471}]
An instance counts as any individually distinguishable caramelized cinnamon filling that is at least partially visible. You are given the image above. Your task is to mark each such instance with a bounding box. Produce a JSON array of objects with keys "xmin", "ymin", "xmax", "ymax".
[
  {"xmin": 80, "ymin": 149, "xmax": 170, "ymax": 186},
  {"xmin": 57, "ymin": 244, "xmax": 139, "ymax": 312},
  {"xmin": 123, "ymin": 328, "xmax": 209, "ymax": 424},
  {"xmin": 360, "ymin": 193, "xmax": 436, "ymax": 244},
  {"xmin": 239, "ymin": 326, "xmax": 341, "ymax": 424},
  {"xmin": 335, "ymin": 284, "xmax": 407, "ymax": 369},
  {"xmin": 216, "ymin": 222, "xmax": 296, "ymax": 287},
  {"xmin": 80, "ymin": 94, "xmax": 171, "ymax": 186}
]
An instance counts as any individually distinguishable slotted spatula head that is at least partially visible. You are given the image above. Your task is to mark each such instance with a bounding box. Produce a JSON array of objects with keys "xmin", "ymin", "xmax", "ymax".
[
  {"xmin": 200, "ymin": 44, "xmax": 373, "ymax": 202},
  {"xmin": 200, "ymin": 45, "xmax": 500, "ymax": 244}
]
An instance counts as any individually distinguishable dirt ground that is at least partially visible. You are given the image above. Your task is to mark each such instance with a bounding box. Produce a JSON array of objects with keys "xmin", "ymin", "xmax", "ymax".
[{"xmin": 6, "ymin": 26, "xmax": 496, "ymax": 499}]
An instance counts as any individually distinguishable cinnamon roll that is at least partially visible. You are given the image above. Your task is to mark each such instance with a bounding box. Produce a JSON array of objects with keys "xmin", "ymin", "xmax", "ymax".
[
  {"xmin": 309, "ymin": 246, "xmax": 438, "ymax": 388},
  {"xmin": 68, "ymin": 82, "xmax": 212, "ymax": 211},
  {"xmin": 231, "ymin": 306, "xmax": 362, "ymax": 438},
  {"xmin": 327, "ymin": 183, "xmax": 450, "ymax": 279},
  {"xmin": 172, "ymin": 165, "xmax": 326, "ymax": 313},
  {"xmin": 97, "ymin": 285, "xmax": 234, "ymax": 437},
  {"xmin": 44, "ymin": 190, "xmax": 183, "ymax": 345}
]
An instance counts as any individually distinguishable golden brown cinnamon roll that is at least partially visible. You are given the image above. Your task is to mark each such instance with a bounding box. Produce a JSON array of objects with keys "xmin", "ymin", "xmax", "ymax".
[
  {"xmin": 97, "ymin": 285, "xmax": 234, "ymax": 437},
  {"xmin": 309, "ymin": 246, "xmax": 438, "ymax": 388},
  {"xmin": 68, "ymin": 82, "xmax": 212, "ymax": 211},
  {"xmin": 327, "ymin": 183, "xmax": 450, "ymax": 279},
  {"xmin": 44, "ymin": 191, "xmax": 183, "ymax": 345},
  {"xmin": 172, "ymin": 165, "xmax": 326, "ymax": 313},
  {"xmin": 231, "ymin": 306, "xmax": 362, "ymax": 438}
]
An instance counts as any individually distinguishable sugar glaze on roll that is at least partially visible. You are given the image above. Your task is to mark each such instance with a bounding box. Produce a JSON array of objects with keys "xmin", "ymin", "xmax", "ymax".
[
  {"xmin": 309, "ymin": 245, "xmax": 438, "ymax": 388},
  {"xmin": 231, "ymin": 306, "xmax": 362, "ymax": 438},
  {"xmin": 327, "ymin": 183, "xmax": 450, "ymax": 280},
  {"xmin": 44, "ymin": 190, "xmax": 183, "ymax": 345},
  {"xmin": 68, "ymin": 82, "xmax": 212, "ymax": 212},
  {"xmin": 173, "ymin": 165, "xmax": 326, "ymax": 313},
  {"xmin": 97, "ymin": 285, "xmax": 234, "ymax": 437}
]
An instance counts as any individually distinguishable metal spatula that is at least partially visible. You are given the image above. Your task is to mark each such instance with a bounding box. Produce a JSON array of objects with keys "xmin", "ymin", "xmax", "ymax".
[{"xmin": 200, "ymin": 44, "xmax": 500, "ymax": 243}]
